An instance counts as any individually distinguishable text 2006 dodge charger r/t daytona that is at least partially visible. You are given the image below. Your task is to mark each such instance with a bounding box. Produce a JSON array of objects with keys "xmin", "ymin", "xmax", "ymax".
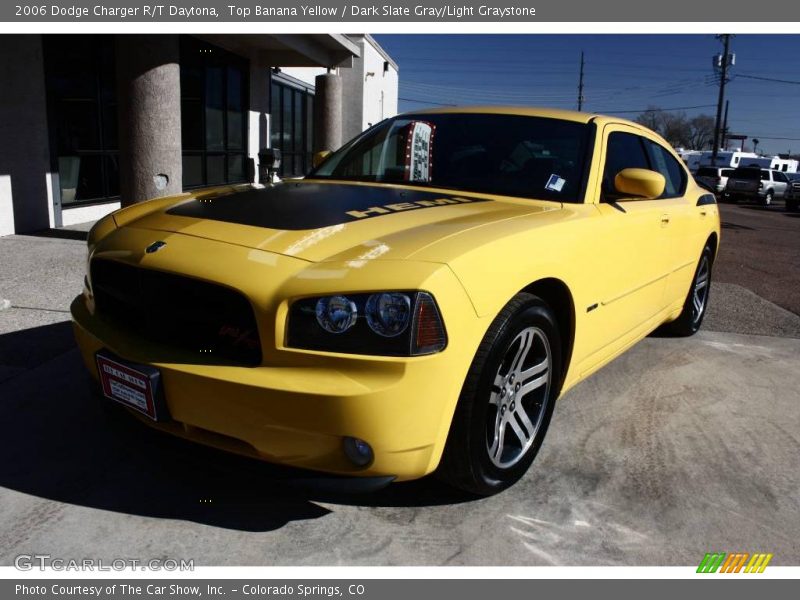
[{"xmin": 72, "ymin": 107, "xmax": 720, "ymax": 495}]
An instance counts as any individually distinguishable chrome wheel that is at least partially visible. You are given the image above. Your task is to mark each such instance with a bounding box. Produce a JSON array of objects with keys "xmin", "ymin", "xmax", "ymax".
[
  {"xmin": 692, "ymin": 255, "xmax": 710, "ymax": 325},
  {"xmin": 486, "ymin": 326, "xmax": 551, "ymax": 469}
]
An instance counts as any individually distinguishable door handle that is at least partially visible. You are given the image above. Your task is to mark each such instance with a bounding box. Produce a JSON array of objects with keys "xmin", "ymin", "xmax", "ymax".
[{"xmin": 660, "ymin": 214, "xmax": 670, "ymax": 226}]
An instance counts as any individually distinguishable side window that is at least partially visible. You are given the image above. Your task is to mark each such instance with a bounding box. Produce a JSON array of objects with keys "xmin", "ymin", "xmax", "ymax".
[
  {"xmin": 602, "ymin": 132, "xmax": 649, "ymax": 197},
  {"xmin": 760, "ymin": 171, "xmax": 770, "ymax": 181},
  {"xmin": 645, "ymin": 140, "xmax": 687, "ymax": 198},
  {"xmin": 774, "ymin": 171, "xmax": 788, "ymax": 183}
]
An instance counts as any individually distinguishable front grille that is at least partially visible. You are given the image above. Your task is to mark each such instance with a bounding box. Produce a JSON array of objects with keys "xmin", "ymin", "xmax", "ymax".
[{"xmin": 90, "ymin": 259, "xmax": 262, "ymax": 366}]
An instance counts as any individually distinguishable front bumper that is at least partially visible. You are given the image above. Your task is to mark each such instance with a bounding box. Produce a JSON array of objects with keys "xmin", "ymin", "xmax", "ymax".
[{"xmin": 71, "ymin": 263, "xmax": 482, "ymax": 482}]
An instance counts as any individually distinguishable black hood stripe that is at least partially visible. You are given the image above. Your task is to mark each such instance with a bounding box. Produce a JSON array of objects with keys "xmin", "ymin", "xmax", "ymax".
[{"xmin": 166, "ymin": 182, "xmax": 490, "ymax": 230}]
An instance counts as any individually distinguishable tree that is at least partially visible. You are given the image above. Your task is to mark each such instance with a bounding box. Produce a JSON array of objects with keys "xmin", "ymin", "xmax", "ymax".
[
  {"xmin": 636, "ymin": 106, "xmax": 662, "ymax": 132},
  {"xmin": 687, "ymin": 115, "xmax": 715, "ymax": 150},
  {"xmin": 635, "ymin": 107, "xmax": 717, "ymax": 150},
  {"xmin": 659, "ymin": 112, "xmax": 691, "ymax": 148}
]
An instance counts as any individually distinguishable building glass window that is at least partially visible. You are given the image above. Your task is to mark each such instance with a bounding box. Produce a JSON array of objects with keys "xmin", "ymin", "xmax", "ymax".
[
  {"xmin": 43, "ymin": 35, "xmax": 119, "ymax": 206},
  {"xmin": 180, "ymin": 37, "xmax": 248, "ymax": 188},
  {"xmin": 270, "ymin": 75, "xmax": 315, "ymax": 177}
]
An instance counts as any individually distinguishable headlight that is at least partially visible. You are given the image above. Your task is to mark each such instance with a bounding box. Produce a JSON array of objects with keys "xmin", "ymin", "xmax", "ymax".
[
  {"xmin": 315, "ymin": 295, "xmax": 358, "ymax": 334},
  {"xmin": 365, "ymin": 292, "xmax": 411, "ymax": 337},
  {"xmin": 288, "ymin": 291, "xmax": 447, "ymax": 356}
]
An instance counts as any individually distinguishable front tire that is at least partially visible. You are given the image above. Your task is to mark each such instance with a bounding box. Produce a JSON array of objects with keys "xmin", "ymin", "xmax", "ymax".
[
  {"xmin": 439, "ymin": 293, "xmax": 561, "ymax": 496},
  {"xmin": 661, "ymin": 245, "xmax": 713, "ymax": 337}
]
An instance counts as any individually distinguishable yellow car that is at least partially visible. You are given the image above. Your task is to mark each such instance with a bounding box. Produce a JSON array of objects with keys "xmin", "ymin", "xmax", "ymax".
[{"xmin": 71, "ymin": 107, "xmax": 720, "ymax": 495}]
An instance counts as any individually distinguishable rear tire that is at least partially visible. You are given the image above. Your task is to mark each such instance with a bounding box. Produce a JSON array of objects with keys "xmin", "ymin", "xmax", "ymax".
[
  {"xmin": 439, "ymin": 293, "xmax": 561, "ymax": 496},
  {"xmin": 661, "ymin": 245, "xmax": 713, "ymax": 337},
  {"xmin": 762, "ymin": 190, "xmax": 774, "ymax": 206},
  {"xmin": 787, "ymin": 199, "xmax": 798, "ymax": 212}
]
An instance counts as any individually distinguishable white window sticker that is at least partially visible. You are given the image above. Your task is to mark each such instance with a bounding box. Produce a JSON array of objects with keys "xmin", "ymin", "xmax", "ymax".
[
  {"xmin": 545, "ymin": 174, "xmax": 566, "ymax": 192},
  {"xmin": 404, "ymin": 121, "xmax": 435, "ymax": 183}
]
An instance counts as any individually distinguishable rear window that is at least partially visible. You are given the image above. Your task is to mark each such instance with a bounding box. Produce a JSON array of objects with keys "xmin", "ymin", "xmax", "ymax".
[{"xmin": 731, "ymin": 168, "xmax": 761, "ymax": 181}]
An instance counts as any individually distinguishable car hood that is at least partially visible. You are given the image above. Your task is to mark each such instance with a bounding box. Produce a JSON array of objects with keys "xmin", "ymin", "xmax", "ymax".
[{"xmin": 121, "ymin": 180, "xmax": 560, "ymax": 263}]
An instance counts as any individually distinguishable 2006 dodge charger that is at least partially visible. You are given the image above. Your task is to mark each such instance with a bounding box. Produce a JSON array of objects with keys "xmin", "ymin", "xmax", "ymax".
[{"xmin": 72, "ymin": 107, "xmax": 720, "ymax": 495}]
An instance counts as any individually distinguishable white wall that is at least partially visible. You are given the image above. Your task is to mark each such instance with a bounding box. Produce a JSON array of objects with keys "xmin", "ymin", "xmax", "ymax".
[
  {"xmin": 278, "ymin": 67, "xmax": 327, "ymax": 87},
  {"xmin": 360, "ymin": 38, "xmax": 399, "ymax": 133},
  {"xmin": 61, "ymin": 201, "xmax": 120, "ymax": 227},
  {"xmin": 0, "ymin": 175, "xmax": 14, "ymax": 237}
]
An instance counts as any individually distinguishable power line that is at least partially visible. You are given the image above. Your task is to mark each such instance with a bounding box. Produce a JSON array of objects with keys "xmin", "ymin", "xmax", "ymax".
[
  {"xmin": 398, "ymin": 96, "xmax": 719, "ymax": 115},
  {"xmin": 741, "ymin": 135, "xmax": 800, "ymax": 141},
  {"xmin": 399, "ymin": 97, "xmax": 455, "ymax": 106},
  {"xmin": 735, "ymin": 73, "xmax": 800, "ymax": 85},
  {"xmin": 592, "ymin": 104, "xmax": 717, "ymax": 114}
]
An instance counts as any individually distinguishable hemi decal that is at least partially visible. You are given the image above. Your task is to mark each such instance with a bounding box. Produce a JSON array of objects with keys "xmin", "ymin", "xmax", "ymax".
[
  {"xmin": 167, "ymin": 182, "xmax": 491, "ymax": 231},
  {"xmin": 346, "ymin": 197, "xmax": 482, "ymax": 219}
]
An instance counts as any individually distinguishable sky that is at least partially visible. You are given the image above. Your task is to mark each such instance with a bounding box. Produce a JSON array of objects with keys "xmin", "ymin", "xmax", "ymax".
[{"xmin": 373, "ymin": 34, "xmax": 800, "ymax": 156}]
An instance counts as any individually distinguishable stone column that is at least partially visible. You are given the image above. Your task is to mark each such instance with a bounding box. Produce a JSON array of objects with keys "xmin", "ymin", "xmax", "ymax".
[
  {"xmin": 0, "ymin": 35, "xmax": 52, "ymax": 234},
  {"xmin": 116, "ymin": 35, "xmax": 182, "ymax": 207},
  {"xmin": 313, "ymin": 72, "xmax": 343, "ymax": 155}
]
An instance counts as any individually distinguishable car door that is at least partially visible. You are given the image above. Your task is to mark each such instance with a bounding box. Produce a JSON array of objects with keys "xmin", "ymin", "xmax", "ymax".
[
  {"xmin": 773, "ymin": 171, "xmax": 790, "ymax": 197},
  {"xmin": 583, "ymin": 126, "xmax": 673, "ymax": 359},
  {"xmin": 641, "ymin": 137, "xmax": 698, "ymax": 308}
]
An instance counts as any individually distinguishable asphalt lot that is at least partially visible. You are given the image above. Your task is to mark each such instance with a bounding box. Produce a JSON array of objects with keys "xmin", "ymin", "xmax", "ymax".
[
  {"xmin": 714, "ymin": 198, "xmax": 800, "ymax": 316},
  {"xmin": 1, "ymin": 207, "xmax": 799, "ymax": 566}
]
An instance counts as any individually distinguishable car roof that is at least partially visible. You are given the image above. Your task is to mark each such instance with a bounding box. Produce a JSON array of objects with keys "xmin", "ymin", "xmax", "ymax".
[{"xmin": 398, "ymin": 105, "xmax": 641, "ymax": 128}]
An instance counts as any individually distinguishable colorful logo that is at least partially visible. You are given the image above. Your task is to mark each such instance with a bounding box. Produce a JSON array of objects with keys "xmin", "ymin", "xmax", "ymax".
[{"xmin": 697, "ymin": 552, "xmax": 773, "ymax": 573}]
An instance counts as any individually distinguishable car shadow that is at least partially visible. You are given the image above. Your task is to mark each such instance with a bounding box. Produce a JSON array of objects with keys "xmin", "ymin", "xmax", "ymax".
[
  {"xmin": 0, "ymin": 322, "xmax": 472, "ymax": 534},
  {"xmin": 736, "ymin": 203, "xmax": 784, "ymax": 213}
]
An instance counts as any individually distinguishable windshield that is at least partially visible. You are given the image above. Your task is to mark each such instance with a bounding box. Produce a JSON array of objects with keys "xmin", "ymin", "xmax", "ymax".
[{"xmin": 309, "ymin": 113, "xmax": 592, "ymax": 203}]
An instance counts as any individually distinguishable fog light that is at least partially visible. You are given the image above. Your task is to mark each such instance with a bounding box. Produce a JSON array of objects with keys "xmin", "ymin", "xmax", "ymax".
[{"xmin": 343, "ymin": 436, "xmax": 374, "ymax": 468}]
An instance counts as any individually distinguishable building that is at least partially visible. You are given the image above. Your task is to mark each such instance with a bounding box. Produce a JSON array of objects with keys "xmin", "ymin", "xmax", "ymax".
[
  {"xmin": 0, "ymin": 34, "xmax": 399, "ymax": 236},
  {"xmin": 278, "ymin": 35, "xmax": 399, "ymax": 146}
]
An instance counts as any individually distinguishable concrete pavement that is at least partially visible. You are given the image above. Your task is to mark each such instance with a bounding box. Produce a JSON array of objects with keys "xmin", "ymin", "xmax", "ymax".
[{"xmin": 1, "ymin": 226, "xmax": 799, "ymax": 566}]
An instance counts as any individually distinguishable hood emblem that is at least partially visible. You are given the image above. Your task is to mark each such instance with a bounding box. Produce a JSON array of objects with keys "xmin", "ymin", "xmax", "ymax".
[{"xmin": 145, "ymin": 241, "xmax": 167, "ymax": 254}]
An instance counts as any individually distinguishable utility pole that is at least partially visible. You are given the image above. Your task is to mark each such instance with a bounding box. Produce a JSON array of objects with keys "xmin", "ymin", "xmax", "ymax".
[
  {"xmin": 721, "ymin": 100, "xmax": 729, "ymax": 151},
  {"xmin": 577, "ymin": 51, "xmax": 585, "ymax": 111},
  {"xmin": 711, "ymin": 35, "xmax": 733, "ymax": 165}
]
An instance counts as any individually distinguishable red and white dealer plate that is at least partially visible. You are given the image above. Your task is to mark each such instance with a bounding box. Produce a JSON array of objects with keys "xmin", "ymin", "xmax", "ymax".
[{"xmin": 96, "ymin": 353, "xmax": 162, "ymax": 420}]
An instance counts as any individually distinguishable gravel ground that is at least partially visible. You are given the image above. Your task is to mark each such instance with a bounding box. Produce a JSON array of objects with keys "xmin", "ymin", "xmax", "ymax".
[{"xmin": 704, "ymin": 282, "xmax": 800, "ymax": 339}]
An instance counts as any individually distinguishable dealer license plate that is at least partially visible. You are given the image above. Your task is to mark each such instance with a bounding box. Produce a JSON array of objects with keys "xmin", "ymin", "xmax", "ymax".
[{"xmin": 96, "ymin": 352, "xmax": 165, "ymax": 421}]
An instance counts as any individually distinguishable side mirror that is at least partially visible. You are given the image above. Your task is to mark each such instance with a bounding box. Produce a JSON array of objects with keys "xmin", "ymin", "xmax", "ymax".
[
  {"xmin": 614, "ymin": 168, "xmax": 665, "ymax": 200},
  {"xmin": 313, "ymin": 150, "xmax": 332, "ymax": 168}
]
